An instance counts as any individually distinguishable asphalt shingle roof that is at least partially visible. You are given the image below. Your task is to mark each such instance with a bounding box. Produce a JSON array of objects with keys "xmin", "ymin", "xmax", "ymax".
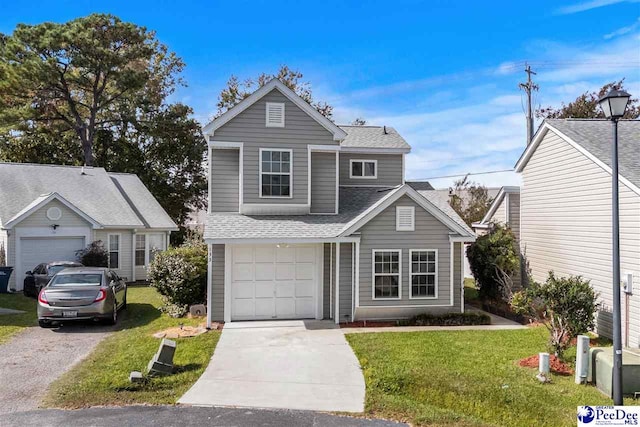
[
  {"xmin": 0, "ymin": 163, "xmax": 176, "ymax": 229},
  {"xmin": 338, "ymin": 125, "xmax": 411, "ymax": 150},
  {"xmin": 546, "ymin": 119, "xmax": 640, "ymax": 188},
  {"xmin": 204, "ymin": 185, "xmax": 474, "ymax": 240}
]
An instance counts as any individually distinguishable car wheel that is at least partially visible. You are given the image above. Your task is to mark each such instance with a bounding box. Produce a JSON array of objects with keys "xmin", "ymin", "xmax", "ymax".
[
  {"xmin": 107, "ymin": 304, "xmax": 118, "ymax": 325},
  {"xmin": 38, "ymin": 320, "xmax": 53, "ymax": 328}
]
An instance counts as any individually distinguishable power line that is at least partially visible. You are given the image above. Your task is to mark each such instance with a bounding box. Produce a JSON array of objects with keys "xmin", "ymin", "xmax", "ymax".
[{"xmin": 412, "ymin": 169, "xmax": 515, "ymax": 181}]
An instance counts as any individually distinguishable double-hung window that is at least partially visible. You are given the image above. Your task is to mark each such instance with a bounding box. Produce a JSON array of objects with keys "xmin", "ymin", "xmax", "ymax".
[
  {"xmin": 135, "ymin": 235, "xmax": 146, "ymax": 266},
  {"xmin": 108, "ymin": 234, "xmax": 120, "ymax": 269},
  {"xmin": 260, "ymin": 149, "xmax": 292, "ymax": 197},
  {"xmin": 350, "ymin": 159, "xmax": 377, "ymax": 179},
  {"xmin": 410, "ymin": 249, "xmax": 437, "ymax": 298},
  {"xmin": 373, "ymin": 250, "xmax": 401, "ymax": 299}
]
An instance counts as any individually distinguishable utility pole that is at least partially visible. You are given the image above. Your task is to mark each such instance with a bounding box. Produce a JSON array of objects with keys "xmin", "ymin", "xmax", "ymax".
[{"xmin": 519, "ymin": 63, "xmax": 538, "ymax": 145}]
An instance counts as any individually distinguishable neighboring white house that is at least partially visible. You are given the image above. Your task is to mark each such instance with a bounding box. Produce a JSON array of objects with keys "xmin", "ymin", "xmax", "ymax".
[
  {"xmin": 0, "ymin": 163, "xmax": 178, "ymax": 290},
  {"xmin": 514, "ymin": 119, "xmax": 640, "ymax": 348}
]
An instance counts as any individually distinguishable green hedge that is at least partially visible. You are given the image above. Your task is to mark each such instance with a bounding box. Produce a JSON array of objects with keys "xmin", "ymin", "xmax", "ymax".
[{"xmin": 399, "ymin": 312, "xmax": 491, "ymax": 327}]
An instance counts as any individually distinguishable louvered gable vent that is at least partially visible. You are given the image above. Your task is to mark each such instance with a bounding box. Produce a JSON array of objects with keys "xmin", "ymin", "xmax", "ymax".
[
  {"xmin": 266, "ymin": 102, "xmax": 285, "ymax": 127},
  {"xmin": 396, "ymin": 206, "xmax": 415, "ymax": 231}
]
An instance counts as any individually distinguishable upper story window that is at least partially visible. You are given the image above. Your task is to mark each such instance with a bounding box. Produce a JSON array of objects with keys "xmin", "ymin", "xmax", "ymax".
[
  {"xmin": 260, "ymin": 149, "xmax": 292, "ymax": 198},
  {"xmin": 265, "ymin": 102, "xmax": 285, "ymax": 127},
  {"xmin": 350, "ymin": 159, "xmax": 377, "ymax": 179}
]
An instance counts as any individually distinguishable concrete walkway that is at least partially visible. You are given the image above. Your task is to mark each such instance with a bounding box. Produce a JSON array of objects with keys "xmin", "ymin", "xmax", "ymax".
[
  {"xmin": 0, "ymin": 307, "xmax": 26, "ymax": 315},
  {"xmin": 179, "ymin": 320, "xmax": 365, "ymax": 413},
  {"xmin": 343, "ymin": 307, "xmax": 526, "ymax": 334},
  {"xmin": 0, "ymin": 324, "xmax": 112, "ymax": 414}
]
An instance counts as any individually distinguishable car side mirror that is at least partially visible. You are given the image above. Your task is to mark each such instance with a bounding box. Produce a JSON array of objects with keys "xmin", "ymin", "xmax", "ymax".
[{"xmin": 26, "ymin": 271, "xmax": 32, "ymax": 275}]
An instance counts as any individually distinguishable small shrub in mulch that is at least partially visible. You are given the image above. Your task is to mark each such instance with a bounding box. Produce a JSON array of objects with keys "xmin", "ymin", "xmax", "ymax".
[
  {"xmin": 518, "ymin": 354, "xmax": 573, "ymax": 376},
  {"xmin": 399, "ymin": 312, "xmax": 491, "ymax": 327}
]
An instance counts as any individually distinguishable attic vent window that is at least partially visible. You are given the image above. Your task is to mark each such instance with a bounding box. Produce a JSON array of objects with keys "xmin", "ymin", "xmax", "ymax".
[
  {"xmin": 266, "ymin": 102, "xmax": 285, "ymax": 127},
  {"xmin": 396, "ymin": 206, "xmax": 415, "ymax": 231}
]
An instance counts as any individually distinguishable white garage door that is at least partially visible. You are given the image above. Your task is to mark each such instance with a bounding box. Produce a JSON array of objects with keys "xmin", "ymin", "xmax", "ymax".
[
  {"xmin": 231, "ymin": 244, "xmax": 321, "ymax": 321},
  {"xmin": 18, "ymin": 237, "xmax": 86, "ymax": 289}
]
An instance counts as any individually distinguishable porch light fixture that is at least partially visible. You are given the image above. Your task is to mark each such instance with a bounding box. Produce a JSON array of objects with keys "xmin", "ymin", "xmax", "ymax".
[{"xmin": 597, "ymin": 88, "xmax": 631, "ymax": 406}]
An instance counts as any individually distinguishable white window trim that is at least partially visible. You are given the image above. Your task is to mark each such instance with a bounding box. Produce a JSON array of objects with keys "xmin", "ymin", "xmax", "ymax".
[
  {"xmin": 265, "ymin": 102, "xmax": 285, "ymax": 128},
  {"xmin": 409, "ymin": 249, "xmax": 438, "ymax": 300},
  {"xmin": 259, "ymin": 148, "xmax": 293, "ymax": 199},
  {"xmin": 372, "ymin": 249, "xmax": 402, "ymax": 300},
  {"xmin": 107, "ymin": 233, "xmax": 121, "ymax": 269},
  {"xmin": 135, "ymin": 234, "xmax": 146, "ymax": 267},
  {"xmin": 395, "ymin": 206, "xmax": 415, "ymax": 231},
  {"xmin": 349, "ymin": 159, "xmax": 378, "ymax": 179}
]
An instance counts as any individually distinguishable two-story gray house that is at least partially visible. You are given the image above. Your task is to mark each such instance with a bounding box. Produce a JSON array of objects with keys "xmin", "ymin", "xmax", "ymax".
[{"xmin": 202, "ymin": 79, "xmax": 476, "ymax": 325}]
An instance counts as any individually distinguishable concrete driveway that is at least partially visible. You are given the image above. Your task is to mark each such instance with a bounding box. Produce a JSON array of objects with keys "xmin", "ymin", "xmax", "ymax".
[
  {"xmin": 0, "ymin": 323, "xmax": 112, "ymax": 414},
  {"xmin": 179, "ymin": 320, "xmax": 365, "ymax": 412}
]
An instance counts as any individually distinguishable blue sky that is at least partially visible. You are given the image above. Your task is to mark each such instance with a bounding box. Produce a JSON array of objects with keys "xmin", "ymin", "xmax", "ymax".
[{"xmin": 1, "ymin": 0, "xmax": 639, "ymax": 188}]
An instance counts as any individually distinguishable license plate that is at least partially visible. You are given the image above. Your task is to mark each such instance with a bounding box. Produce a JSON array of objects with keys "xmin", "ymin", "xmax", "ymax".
[{"xmin": 62, "ymin": 311, "xmax": 78, "ymax": 318}]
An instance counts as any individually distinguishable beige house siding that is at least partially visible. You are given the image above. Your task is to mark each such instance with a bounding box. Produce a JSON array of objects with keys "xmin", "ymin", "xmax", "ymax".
[
  {"xmin": 509, "ymin": 193, "xmax": 521, "ymax": 240},
  {"xmin": 94, "ymin": 230, "xmax": 133, "ymax": 281},
  {"xmin": 520, "ymin": 129, "xmax": 640, "ymax": 347},
  {"xmin": 489, "ymin": 198, "xmax": 507, "ymax": 225}
]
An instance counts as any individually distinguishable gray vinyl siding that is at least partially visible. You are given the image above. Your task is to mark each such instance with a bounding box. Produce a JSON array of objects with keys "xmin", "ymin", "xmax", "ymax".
[
  {"xmin": 323, "ymin": 243, "xmax": 332, "ymax": 319},
  {"xmin": 520, "ymin": 129, "xmax": 640, "ymax": 347},
  {"xmin": 509, "ymin": 193, "xmax": 521, "ymax": 240},
  {"xmin": 311, "ymin": 152, "xmax": 337, "ymax": 214},
  {"xmin": 490, "ymin": 198, "xmax": 507, "ymax": 224},
  {"xmin": 339, "ymin": 242, "xmax": 353, "ymax": 322},
  {"xmin": 339, "ymin": 153, "xmax": 403, "ymax": 187},
  {"xmin": 210, "ymin": 149, "xmax": 239, "ymax": 212},
  {"xmin": 210, "ymin": 244, "xmax": 225, "ymax": 322},
  {"xmin": 356, "ymin": 196, "xmax": 456, "ymax": 309},
  {"xmin": 211, "ymin": 88, "xmax": 337, "ymax": 206},
  {"xmin": 18, "ymin": 199, "xmax": 91, "ymax": 228}
]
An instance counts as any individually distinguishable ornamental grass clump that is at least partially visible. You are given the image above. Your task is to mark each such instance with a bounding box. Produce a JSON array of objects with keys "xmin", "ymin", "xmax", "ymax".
[{"xmin": 148, "ymin": 244, "xmax": 207, "ymax": 317}]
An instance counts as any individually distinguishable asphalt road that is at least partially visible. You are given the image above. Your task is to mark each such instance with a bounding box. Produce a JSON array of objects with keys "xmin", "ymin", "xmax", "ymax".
[{"xmin": 1, "ymin": 406, "xmax": 407, "ymax": 427}]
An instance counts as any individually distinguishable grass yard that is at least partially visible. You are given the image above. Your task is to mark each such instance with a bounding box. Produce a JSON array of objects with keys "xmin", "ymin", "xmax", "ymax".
[
  {"xmin": 43, "ymin": 286, "xmax": 219, "ymax": 408},
  {"xmin": 346, "ymin": 327, "xmax": 628, "ymax": 427},
  {"xmin": 0, "ymin": 292, "xmax": 37, "ymax": 344}
]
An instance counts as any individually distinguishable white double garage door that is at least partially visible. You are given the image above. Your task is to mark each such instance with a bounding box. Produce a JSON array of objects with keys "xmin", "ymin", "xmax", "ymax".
[{"xmin": 230, "ymin": 244, "xmax": 323, "ymax": 321}]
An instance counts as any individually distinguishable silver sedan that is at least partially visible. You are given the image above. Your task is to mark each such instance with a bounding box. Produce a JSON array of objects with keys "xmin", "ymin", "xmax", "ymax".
[{"xmin": 37, "ymin": 267, "xmax": 127, "ymax": 328}]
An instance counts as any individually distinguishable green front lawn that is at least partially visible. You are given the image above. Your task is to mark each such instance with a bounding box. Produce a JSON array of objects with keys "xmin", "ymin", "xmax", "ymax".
[
  {"xmin": 0, "ymin": 292, "xmax": 37, "ymax": 344},
  {"xmin": 346, "ymin": 328, "xmax": 626, "ymax": 427},
  {"xmin": 43, "ymin": 286, "xmax": 219, "ymax": 408}
]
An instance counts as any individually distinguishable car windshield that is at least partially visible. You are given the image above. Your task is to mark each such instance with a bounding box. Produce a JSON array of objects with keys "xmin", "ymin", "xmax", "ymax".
[
  {"xmin": 48, "ymin": 265, "xmax": 75, "ymax": 276},
  {"xmin": 49, "ymin": 274, "xmax": 102, "ymax": 287}
]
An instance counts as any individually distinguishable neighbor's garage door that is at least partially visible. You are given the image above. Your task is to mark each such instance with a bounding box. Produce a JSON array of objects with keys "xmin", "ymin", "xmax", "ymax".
[
  {"xmin": 231, "ymin": 244, "xmax": 320, "ymax": 321},
  {"xmin": 19, "ymin": 237, "xmax": 86, "ymax": 288}
]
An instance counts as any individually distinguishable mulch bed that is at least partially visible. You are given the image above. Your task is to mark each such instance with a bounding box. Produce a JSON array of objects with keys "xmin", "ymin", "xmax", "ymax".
[{"xmin": 518, "ymin": 354, "xmax": 574, "ymax": 376}]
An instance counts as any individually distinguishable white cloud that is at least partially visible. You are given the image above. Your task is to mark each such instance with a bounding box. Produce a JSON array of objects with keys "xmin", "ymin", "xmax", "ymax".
[
  {"xmin": 555, "ymin": 0, "xmax": 636, "ymax": 15},
  {"xmin": 604, "ymin": 17, "xmax": 640, "ymax": 39}
]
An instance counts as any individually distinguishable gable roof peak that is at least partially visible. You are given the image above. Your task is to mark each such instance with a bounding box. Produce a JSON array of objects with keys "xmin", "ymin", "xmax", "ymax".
[{"xmin": 202, "ymin": 78, "xmax": 347, "ymax": 141}]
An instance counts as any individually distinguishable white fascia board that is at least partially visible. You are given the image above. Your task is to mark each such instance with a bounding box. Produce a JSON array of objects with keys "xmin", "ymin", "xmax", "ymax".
[
  {"xmin": 308, "ymin": 144, "xmax": 341, "ymax": 152},
  {"xmin": 209, "ymin": 140, "xmax": 244, "ymax": 149},
  {"xmin": 515, "ymin": 122, "xmax": 640, "ymax": 196},
  {"xmin": 204, "ymin": 236, "xmax": 361, "ymax": 245},
  {"xmin": 4, "ymin": 192, "xmax": 103, "ymax": 229},
  {"xmin": 202, "ymin": 79, "xmax": 347, "ymax": 141},
  {"xmin": 339, "ymin": 147, "xmax": 411, "ymax": 154},
  {"xmin": 449, "ymin": 235, "xmax": 476, "ymax": 243},
  {"xmin": 479, "ymin": 188, "xmax": 505, "ymax": 224}
]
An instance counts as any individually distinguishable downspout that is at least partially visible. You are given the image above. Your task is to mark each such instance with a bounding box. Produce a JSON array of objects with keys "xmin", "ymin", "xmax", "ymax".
[
  {"xmin": 131, "ymin": 230, "xmax": 137, "ymax": 282},
  {"xmin": 206, "ymin": 243, "xmax": 212, "ymax": 329},
  {"xmin": 335, "ymin": 242, "xmax": 340, "ymax": 324},
  {"xmin": 329, "ymin": 243, "xmax": 333, "ymax": 320}
]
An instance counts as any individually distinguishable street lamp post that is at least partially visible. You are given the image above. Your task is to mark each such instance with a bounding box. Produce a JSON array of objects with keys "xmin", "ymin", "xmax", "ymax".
[{"xmin": 597, "ymin": 88, "xmax": 631, "ymax": 406}]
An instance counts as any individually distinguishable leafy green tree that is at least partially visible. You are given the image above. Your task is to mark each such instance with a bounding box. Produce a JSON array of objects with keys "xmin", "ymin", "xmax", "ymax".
[
  {"xmin": 467, "ymin": 224, "xmax": 520, "ymax": 301},
  {"xmin": 351, "ymin": 117, "xmax": 367, "ymax": 126},
  {"xmin": 0, "ymin": 15, "xmax": 206, "ymax": 235},
  {"xmin": 512, "ymin": 272, "xmax": 599, "ymax": 357},
  {"xmin": 215, "ymin": 65, "xmax": 333, "ymax": 119},
  {"xmin": 448, "ymin": 176, "xmax": 493, "ymax": 227},
  {"xmin": 537, "ymin": 79, "xmax": 639, "ymax": 119}
]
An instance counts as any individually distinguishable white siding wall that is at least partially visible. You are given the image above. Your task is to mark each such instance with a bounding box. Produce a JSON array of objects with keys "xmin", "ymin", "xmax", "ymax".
[
  {"xmin": 490, "ymin": 198, "xmax": 507, "ymax": 225},
  {"xmin": 521, "ymin": 130, "xmax": 640, "ymax": 347}
]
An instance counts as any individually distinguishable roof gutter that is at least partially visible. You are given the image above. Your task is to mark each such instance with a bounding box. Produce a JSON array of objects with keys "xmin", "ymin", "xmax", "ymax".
[{"xmin": 204, "ymin": 236, "xmax": 361, "ymax": 245}]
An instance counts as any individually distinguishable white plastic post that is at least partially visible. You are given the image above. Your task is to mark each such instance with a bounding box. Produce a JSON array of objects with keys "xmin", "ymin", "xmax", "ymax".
[
  {"xmin": 575, "ymin": 335, "xmax": 590, "ymax": 384},
  {"xmin": 539, "ymin": 352, "xmax": 550, "ymax": 375}
]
